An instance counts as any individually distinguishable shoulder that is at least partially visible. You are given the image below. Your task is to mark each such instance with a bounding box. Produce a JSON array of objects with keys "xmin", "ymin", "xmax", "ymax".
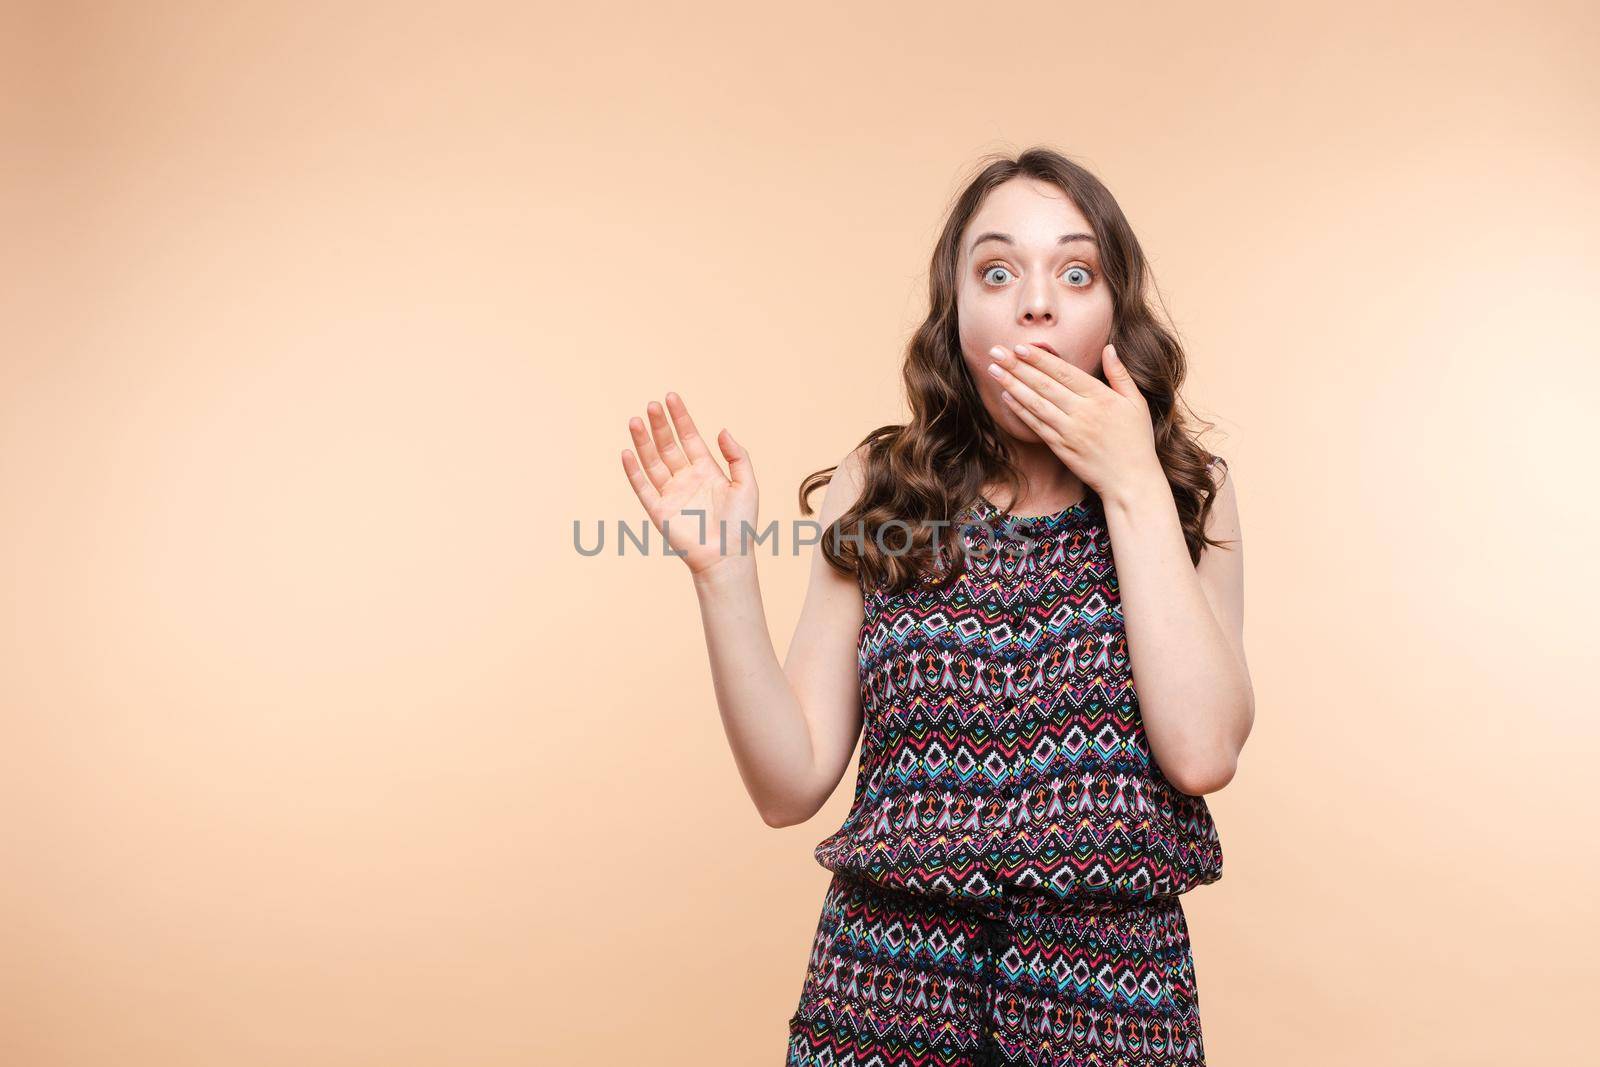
[
  {"xmin": 816, "ymin": 444, "xmax": 871, "ymax": 529},
  {"xmin": 1201, "ymin": 453, "xmax": 1241, "ymax": 543},
  {"xmin": 839, "ymin": 442, "xmax": 870, "ymax": 486}
]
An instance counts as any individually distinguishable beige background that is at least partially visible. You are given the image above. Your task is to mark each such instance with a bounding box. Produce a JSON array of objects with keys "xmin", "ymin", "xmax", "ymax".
[{"xmin": 3, "ymin": 2, "xmax": 1596, "ymax": 1064}]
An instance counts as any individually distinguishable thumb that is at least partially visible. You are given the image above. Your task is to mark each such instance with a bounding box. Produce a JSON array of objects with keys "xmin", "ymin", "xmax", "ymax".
[
  {"xmin": 718, "ymin": 428, "xmax": 752, "ymax": 485},
  {"xmin": 1103, "ymin": 343, "xmax": 1139, "ymax": 396}
]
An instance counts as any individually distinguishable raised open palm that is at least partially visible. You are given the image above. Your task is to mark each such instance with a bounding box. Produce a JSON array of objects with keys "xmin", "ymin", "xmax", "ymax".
[{"xmin": 620, "ymin": 392, "xmax": 758, "ymax": 577}]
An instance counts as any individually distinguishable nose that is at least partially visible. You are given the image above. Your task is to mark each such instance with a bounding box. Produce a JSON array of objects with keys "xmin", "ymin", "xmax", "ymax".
[{"xmin": 1017, "ymin": 275, "xmax": 1056, "ymax": 325}]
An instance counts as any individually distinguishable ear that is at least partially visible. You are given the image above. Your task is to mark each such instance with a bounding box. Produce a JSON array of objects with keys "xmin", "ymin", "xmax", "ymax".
[{"xmin": 1102, "ymin": 344, "xmax": 1141, "ymax": 400}]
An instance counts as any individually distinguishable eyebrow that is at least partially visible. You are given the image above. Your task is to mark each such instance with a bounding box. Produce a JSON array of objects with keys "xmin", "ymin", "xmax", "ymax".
[{"xmin": 968, "ymin": 231, "xmax": 1098, "ymax": 256}]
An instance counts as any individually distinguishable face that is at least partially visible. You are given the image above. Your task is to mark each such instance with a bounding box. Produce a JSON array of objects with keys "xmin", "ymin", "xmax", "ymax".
[{"xmin": 955, "ymin": 177, "xmax": 1114, "ymax": 441}]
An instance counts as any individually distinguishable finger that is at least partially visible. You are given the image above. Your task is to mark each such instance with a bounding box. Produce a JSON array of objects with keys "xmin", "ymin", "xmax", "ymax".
[
  {"xmin": 1100, "ymin": 343, "xmax": 1147, "ymax": 404},
  {"xmin": 664, "ymin": 392, "xmax": 716, "ymax": 465},
  {"xmin": 1000, "ymin": 389, "xmax": 1057, "ymax": 441},
  {"xmin": 718, "ymin": 427, "xmax": 752, "ymax": 487},
  {"xmin": 620, "ymin": 448, "xmax": 664, "ymax": 513},
  {"xmin": 627, "ymin": 415, "xmax": 673, "ymax": 491},
  {"xmin": 646, "ymin": 400, "xmax": 690, "ymax": 474},
  {"xmin": 987, "ymin": 360, "xmax": 1068, "ymax": 429},
  {"xmin": 997, "ymin": 349, "xmax": 1084, "ymax": 415},
  {"xmin": 1013, "ymin": 343, "xmax": 1105, "ymax": 399}
]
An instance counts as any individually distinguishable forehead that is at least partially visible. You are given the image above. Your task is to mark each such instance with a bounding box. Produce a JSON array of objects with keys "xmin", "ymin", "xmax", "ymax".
[{"xmin": 963, "ymin": 178, "xmax": 1093, "ymax": 252}]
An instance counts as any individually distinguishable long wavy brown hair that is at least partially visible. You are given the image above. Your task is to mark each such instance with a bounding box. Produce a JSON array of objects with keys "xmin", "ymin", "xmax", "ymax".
[{"xmin": 799, "ymin": 146, "xmax": 1234, "ymax": 596}]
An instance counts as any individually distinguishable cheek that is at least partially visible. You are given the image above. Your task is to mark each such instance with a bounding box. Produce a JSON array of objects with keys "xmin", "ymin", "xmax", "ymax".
[
  {"xmin": 1062, "ymin": 304, "xmax": 1113, "ymax": 348},
  {"xmin": 960, "ymin": 356, "xmax": 983, "ymax": 392},
  {"xmin": 963, "ymin": 351, "xmax": 1002, "ymax": 388},
  {"xmin": 957, "ymin": 335, "xmax": 989, "ymax": 377},
  {"xmin": 955, "ymin": 292, "xmax": 1004, "ymax": 347},
  {"xmin": 960, "ymin": 323, "xmax": 1011, "ymax": 370}
]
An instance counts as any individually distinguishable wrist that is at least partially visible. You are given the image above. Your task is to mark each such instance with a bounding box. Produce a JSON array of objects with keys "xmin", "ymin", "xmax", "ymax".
[
  {"xmin": 691, "ymin": 554, "xmax": 758, "ymax": 592},
  {"xmin": 1100, "ymin": 466, "xmax": 1172, "ymax": 517}
]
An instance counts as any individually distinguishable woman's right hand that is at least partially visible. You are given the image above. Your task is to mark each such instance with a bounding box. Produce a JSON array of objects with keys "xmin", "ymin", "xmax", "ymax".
[{"xmin": 620, "ymin": 392, "xmax": 758, "ymax": 579}]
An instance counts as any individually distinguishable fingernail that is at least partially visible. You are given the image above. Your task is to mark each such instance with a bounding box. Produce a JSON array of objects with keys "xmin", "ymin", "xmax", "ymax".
[
  {"xmin": 1013, "ymin": 344, "xmax": 1028, "ymax": 355},
  {"xmin": 987, "ymin": 363, "xmax": 1003, "ymax": 378}
]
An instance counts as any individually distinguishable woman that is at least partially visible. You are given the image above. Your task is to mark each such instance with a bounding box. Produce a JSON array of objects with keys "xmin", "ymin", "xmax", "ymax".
[{"xmin": 620, "ymin": 146, "xmax": 1253, "ymax": 1066}]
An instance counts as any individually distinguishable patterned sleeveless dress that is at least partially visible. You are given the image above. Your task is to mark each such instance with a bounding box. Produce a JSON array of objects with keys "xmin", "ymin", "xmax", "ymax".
[{"xmin": 785, "ymin": 487, "xmax": 1225, "ymax": 1067}]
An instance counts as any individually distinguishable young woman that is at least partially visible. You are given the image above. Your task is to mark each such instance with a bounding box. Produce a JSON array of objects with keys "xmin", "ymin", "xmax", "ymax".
[{"xmin": 620, "ymin": 146, "xmax": 1253, "ymax": 1067}]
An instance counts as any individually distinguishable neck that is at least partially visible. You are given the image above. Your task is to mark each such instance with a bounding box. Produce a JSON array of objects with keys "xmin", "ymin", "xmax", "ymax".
[{"xmin": 986, "ymin": 441, "xmax": 1086, "ymax": 511}]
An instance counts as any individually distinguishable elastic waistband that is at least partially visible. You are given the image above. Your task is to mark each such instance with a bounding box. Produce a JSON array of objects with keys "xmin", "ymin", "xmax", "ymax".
[{"xmin": 831, "ymin": 871, "xmax": 1184, "ymax": 924}]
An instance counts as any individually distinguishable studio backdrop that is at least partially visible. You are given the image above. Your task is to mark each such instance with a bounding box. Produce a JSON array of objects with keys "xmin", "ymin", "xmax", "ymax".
[{"xmin": 3, "ymin": 3, "xmax": 1595, "ymax": 1065}]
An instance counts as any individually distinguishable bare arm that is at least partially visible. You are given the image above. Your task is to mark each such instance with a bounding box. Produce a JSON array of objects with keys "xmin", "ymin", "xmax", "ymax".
[
  {"xmin": 1100, "ymin": 457, "xmax": 1255, "ymax": 795},
  {"xmin": 691, "ymin": 446, "xmax": 868, "ymax": 827},
  {"xmin": 619, "ymin": 392, "xmax": 867, "ymax": 827}
]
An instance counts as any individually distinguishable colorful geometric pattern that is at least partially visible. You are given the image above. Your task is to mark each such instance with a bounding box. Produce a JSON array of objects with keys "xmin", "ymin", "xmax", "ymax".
[
  {"xmin": 788, "ymin": 488, "xmax": 1223, "ymax": 1065},
  {"xmin": 786, "ymin": 872, "xmax": 1205, "ymax": 1066}
]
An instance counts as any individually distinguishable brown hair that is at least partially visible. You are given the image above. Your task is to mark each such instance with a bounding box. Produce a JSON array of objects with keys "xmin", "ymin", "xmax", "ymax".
[{"xmin": 799, "ymin": 146, "xmax": 1234, "ymax": 596}]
